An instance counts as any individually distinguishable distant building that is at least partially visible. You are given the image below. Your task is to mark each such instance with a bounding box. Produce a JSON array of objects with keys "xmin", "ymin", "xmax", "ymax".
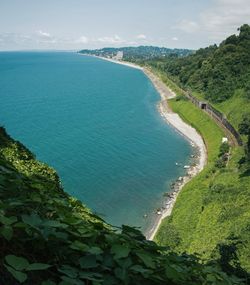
[{"xmin": 112, "ymin": 51, "xmax": 123, "ymax": 60}]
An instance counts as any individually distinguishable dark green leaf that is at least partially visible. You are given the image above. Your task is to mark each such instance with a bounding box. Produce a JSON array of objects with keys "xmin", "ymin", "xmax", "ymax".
[
  {"xmin": 43, "ymin": 219, "xmax": 68, "ymax": 228},
  {"xmin": 0, "ymin": 225, "xmax": 13, "ymax": 240},
  {"xmin": 26, "ymin": 263, "xmax": 51, "ymax": 271},
  {"xmin": 60, "ymin": 276, "xmax": 85, "ymax": 285},
  {"xmin": 70, "ymin": 240, "xmax": 88, "ymax": 251},
  {"xmin": 22, "ymin": 213, "xmax": 42, "ymax": 228},
  {"xmin": 114, "ymin": 267, "xmax": 127, "ymax": 281},
  {"xmin": 79, "ymin": 271, "xmax": 103, "ymax": 281},
  {"xmin": 87, "ymin": 246, "xmax": 103, "ymax": 255},
  {"xmin": 58, "ymin": 265, "xmax": 79, "ymax": 278},
  {"xmin": 111, "ymin": 244, "xmax": 130, "ymax": 259},
  {"xmin": 5, "ymin": 255, "xmax": 29, "ymax": 271},
  {"xmin": 0, "ymin": 215, "xmax": 17, "ymax": 225},
  {"xmin": 79, "ymin": 255, "xmax": 98, "ymax": 269},
  {"xmin": 136, "ymin": 252, "xmax": 155, "ymax": 269},
  {"xmin": 4, "ymin": 264, "xmax": 27, "ymax": 283}
]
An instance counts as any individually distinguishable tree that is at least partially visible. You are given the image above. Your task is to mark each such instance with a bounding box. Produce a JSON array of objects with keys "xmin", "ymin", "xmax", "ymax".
[{"xmin": 239, "ymin": 113, "xmax": 250, "ymax": 160}]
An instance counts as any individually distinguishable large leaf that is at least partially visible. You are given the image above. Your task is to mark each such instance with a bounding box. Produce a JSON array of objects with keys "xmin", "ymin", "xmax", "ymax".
[
  {"xmin": 114, "ymin": 267, "xmax": 128, "ymax": 282},
  {"xmin": 70, "ymin": 240, "xmax": 89, "ymax": 251},
  {"xmin": 60, "ymin": 276, "xmax": 85, "ymax": 285},
  {"xmin": 0, "ymin": 225, "xmax": 13, "ymax": 240},
  {"xmin": 79, "ymin": 271, "xmax": 103, "ymax": 281},
  {"xmin": 5, "ymin": 255, "xmax": 29, "ymax": 271},
  {"xmin": 4, "ymin": 264, "xmax": 27, "ymax": 283},
  {"xmin": 26, "ymin": 263, "xmax": 52, "ymax": 271},
  {"xmin": 79, "ymin": 255, "xmax": 98, "ymax": 269},
  {"xmin": 111, "ymin": 244, "xmax": 130, "ymax": 259},
  {"xmin": 130, "ymin": 264, "xmax": 151, "ymax": 274},
  {"xmin": 43, "ymin": 219, "xmax": 68, "ymax": 228},
  {"xmin": 87, "ymin": 246, "xmax": 103, "ymax": 255},
  {"xmin": 58, "ymin": 265, "xmax": 79, "ymax": 278},
  {"xmin": 136, "ymin": 252, "xmax": 155, "ymax": 269},
  {"xmin": 0, "ymin": 215, "xmax": 17, "ymax": 225},
  {"xmin": 22, "ymin": 213, "xmax": 42, "ymax": 228}
]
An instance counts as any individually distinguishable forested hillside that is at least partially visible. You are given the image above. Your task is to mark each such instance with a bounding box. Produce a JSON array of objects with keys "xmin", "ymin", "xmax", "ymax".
[
  {"xmin": 139, "ymin": 25, "xmax": 250, "ymax": 277},
  {"xmin": 147, "ymin": 24, "xmax": 250, "ymax": 104}
]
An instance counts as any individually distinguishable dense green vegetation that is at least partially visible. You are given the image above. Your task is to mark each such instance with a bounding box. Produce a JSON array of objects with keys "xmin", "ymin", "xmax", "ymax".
[
  {"xmin": 1, "ymin": 126, "xmax": 245, "ymax": 284},
  {"xmin": 78, "ymin": 46, "xmax": 192, "ymax": 61},
  {"xmin": 143, "ymin": 25, "xmax": 250, "ymax": 278},
  {"xmin": 143, "ymin": 25, "xmax": 250, "ymax": 147},
  {"xmin": 146, "ymin": 24, "xmax": 250, "ymax": 104},
  {"xmin": 155, "ymin": 96, "xmax": 250, "ymax": 272}
]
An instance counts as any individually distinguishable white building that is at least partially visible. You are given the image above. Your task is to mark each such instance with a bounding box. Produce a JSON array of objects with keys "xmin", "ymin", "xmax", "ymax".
[{"xmin": 112, "ymin": 51, "xmax": 123, "ymax": 60}]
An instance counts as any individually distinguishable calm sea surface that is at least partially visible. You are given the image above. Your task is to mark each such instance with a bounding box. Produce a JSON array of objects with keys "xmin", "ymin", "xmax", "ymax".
[{"xmin": 0, "ymin": 52, "xmax": 192, "ymax": 232}]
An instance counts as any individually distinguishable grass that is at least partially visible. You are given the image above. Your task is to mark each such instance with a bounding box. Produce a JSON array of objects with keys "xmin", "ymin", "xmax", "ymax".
[
  {"xmin": 214, "ymin": 89, "xmax": 250, "ymax": 130},
  {"xmin": 154, "ymin": 82, "xmax": 250, "ymax": 271},
  {"xmin": 187, "ymin": 89, "xmax": 250, "ymax": 131}
]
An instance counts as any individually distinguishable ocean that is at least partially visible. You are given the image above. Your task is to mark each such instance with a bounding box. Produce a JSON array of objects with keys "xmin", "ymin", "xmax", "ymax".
[{"xmin": 0, "ymin": 52, "xmax": 192, "ymax": 233}]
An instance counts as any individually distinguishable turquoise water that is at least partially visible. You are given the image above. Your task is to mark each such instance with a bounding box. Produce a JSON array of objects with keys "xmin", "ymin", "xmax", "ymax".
[{"xmin": 0, "ymin": 52, "xmax": 192, "ymax": 232}]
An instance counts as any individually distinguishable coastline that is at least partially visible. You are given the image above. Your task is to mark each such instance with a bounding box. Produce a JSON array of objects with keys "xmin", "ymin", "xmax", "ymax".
[
  {"xmin": 142, "ymin": 68, "xmax": 207, "ymax": 240},
  {"xmin": 80, "ymin": 54, "xmax": 207, "ymax": 240},
  {"xmin": 79, "ymin": 53, "xmax": 143, "ymax": 70}
]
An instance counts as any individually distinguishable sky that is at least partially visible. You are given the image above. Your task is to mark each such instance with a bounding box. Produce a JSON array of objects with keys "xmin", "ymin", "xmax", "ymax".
[{"xmin": 0, "ymin": 0, "xmax": 250, "ymax": 51}]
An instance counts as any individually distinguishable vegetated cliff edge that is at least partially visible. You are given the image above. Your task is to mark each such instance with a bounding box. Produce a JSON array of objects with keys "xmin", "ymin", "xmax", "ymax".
[
  {"xmin": 0, "ymin": 126, "xmax": 245, "ymax": 284},
  {"xmin": 140, "ymin": 25, "xmax": 250, "ymax": 274}
]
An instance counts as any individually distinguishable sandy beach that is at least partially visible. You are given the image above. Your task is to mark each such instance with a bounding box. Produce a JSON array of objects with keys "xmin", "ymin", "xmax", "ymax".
[
  {"xmin": 79, "ymin": 54, "xmax": 143, "ymax": 70},
  {"xmin": 143, "ymin": 67, "xmax": 207, "ymax": 240},
  {"xmin": 82, "ymin": 55, "xmax": 207, "ymax": 240}
]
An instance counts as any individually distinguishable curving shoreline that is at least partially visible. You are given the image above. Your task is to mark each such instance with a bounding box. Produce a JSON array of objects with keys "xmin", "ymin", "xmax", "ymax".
[
  {"xmin": 80, "ymin": 54, "xmax": 207, "ymax": 240},
  {"xmin": 142, "ymin": 68, "xmax": 207, "ymax": 240}
]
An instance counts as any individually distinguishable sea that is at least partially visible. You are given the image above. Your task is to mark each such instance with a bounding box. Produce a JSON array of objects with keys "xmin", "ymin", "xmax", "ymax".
[{"xmin": 0, "ymin": 52, "xmax": 192, "ymax": 233}]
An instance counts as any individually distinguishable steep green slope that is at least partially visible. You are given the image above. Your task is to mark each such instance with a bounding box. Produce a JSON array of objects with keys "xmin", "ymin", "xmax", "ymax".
[
  {"xmin": 155, "ymin": 95, "xmax": 250, "ymax": 272},
  {"xmin": 137, "ymin": 27, "xmax": 250, "ymax": 272},
  {"xmin": 145, "ymin": 25, "xmax": 250, "ymax": 139},
  {"xmin": 0, "ymin": 126, "xmax": 244, "ymax": 284},
  {"xmin": 147, "ymin": 24, "xmax": 250, "ymax": 104}
]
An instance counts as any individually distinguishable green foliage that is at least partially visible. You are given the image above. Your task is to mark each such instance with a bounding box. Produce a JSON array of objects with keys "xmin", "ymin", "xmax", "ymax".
[
  {"xmin": 154, "ymin": 93, "xmax": 250, "ymax": 277},
  {"xmin": 219, "ymin": 143, "xmax": 230, "ymax": 157},
  {"xmin": 215, "ymin": 143, "xmax": 230, "ymax": 168},
  {"xmin": 146, "ymin": 25, "xmax": 250, "ymax": 103},
  {"xmin": 0, "ymin": 127, "xmax": 243, "ymax": 284},
  {"xmin": 239, "ymin": 113, "xmax": 250, "ymax": 160},
  {"xmin": 129, "ymin": 26, "xmax": 250, "ymax": 277}
]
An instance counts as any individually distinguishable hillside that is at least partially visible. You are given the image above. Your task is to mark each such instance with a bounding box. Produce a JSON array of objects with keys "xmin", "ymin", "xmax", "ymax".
[
  {"xmin": 136, "ymin": 25, "xmax": 250, "ymax": 275},
  {"xmin": 0, "ymin": 126, "xmax": 245, "ymax": 284},
  {"xmin": 78, "ymin": 46, "xmax": 193, "ymax": 62},
  {"xmin": 145, "ymin": 25, "xmax": 250, "ymax": 130}
]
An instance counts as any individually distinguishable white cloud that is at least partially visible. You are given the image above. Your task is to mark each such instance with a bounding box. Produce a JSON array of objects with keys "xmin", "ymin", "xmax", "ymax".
[
  {"xmin": 36, "ymin": 30, "xmax": 57, "ymax": 44},
  {"xmin": 172, "ymin": 37, "xmax": 178, "ymax": 41},
  {"xmin": 173, "ymin": 0, "xmax": 250, "ymax": 43},
  {"xmin": 97, "ymin": 35, "xmax": 125, "ymax": 44},
  {"xmin": 200, "ymin": 0, "xmax": 250, "ymax": 40},
  {"xmin": 136, "ymin": 34, "xmax": 146, "ymax": 39},
  {"xmin": 75, "ymin": 36, "xmax": 89, "ymax": 44},
  {"xmin": 37, "ymin": 30, "xmax": 52, "ymax": 38}
]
